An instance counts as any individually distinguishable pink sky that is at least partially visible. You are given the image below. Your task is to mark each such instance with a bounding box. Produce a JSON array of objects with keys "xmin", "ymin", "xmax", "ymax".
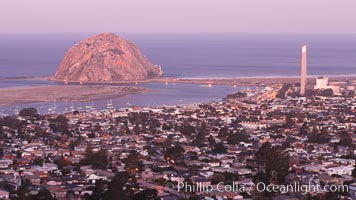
[{"xmin": 1, "ymin": 0, "xmax": 356, "ymax": 33}]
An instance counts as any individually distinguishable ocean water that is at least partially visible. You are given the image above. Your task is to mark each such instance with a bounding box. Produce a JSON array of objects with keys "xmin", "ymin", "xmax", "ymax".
[
  {"xmin": 0, "ymin": 33, "xmax": 356, "ymax": 78},
  {"xmin": 0, "ymin": 33, "xmax": 355, "ymax": 113}
]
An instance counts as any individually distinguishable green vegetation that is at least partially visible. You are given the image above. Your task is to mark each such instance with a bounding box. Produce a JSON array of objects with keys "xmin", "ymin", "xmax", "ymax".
[
  {"xmin": 19, "ymin": 107, "xmax": 38, "ymax": 117},
  {"xmin": 255, "ymin": 142, "xmax": 289, "ymax": 184},
  {"xmin": 80, "ymin": 145, "xmax": 108, "ymax": 169}
]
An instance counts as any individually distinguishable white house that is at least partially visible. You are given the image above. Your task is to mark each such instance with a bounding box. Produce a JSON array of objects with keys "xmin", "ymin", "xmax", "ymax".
[
  {"xmin": 327, "ymin": 166, "xmax": 354, "ymax": 176},
  {"xmin": 0, "ymin": 189, "xmax": 9, "ymax": 200},
  {"xmin": 0, "ymin": 160, "xmax": 13, "ymax": 169}
]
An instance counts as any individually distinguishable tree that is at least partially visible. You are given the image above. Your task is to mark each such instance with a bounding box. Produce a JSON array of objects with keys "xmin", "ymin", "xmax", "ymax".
[
  {"xmin": 149, "ymin": 118, "xmax": 161, "ymax": 134},
  {"xmin": 87, "ymin": 131, "xmax": 96, "ymax": 138},
  {"xmin": 308, "ymin": 126, "xmax": 330, "ymax": 144},
  {"xmin": 224, "ymin": 172, "xmax": 239, "ymax": 186},
  {"xmin": 89, "ymin": 179, "xmax": 108, "ymax": 200},
  {"xmin": 323, "ymin": 191, "xmax": 338, "ymax": 199},
  {"xmin": 267, "ymin": 146, "xmax": 289, "ymax": 183},
  {"xmin": 252, "ymin": 171, "xmax": 271, "ymax": 200},
  {"xmin": 0, "ymin": 126, "xmax": 5, "ymax": 139},
  {"xmin": 300, "ymin": 122, "xmax": 309, "ymax": 135},
  {"xmin": 49, "ymin": 114, "xmax": 69, "ymax": 133},
  {"xmin": 93, "ymin": 149, "xmax": 108, "ymax": 169},
  {"xmin": 133, "ymin": 124, "xmax": 141, "ymax": 134},
  {"xmin": 68, "ymin": 140, "xmax": 79, "ymax": 151},
  {"xmin": 284, "ymin": 114, "xmax": 295, "ymax": 128},
  {"xmin": 352, "ymin": 163, "xmax": 356, "ymax": 178},
  {"xmin": 320, "ymin": 88, "xmax": 334, "ymax": 97},
  {"xmin": 162, "ymin": 123, "xmax": 171, "ymax": 131},
  {"xmin": 208, "ymin": 135, "xmax": 216, "ymax": 146},
  {"xmin": 193, "ymin": 121, "xmax": 209, "ymax": 146},
  {"xmin": 83, "ymin": 145, "xmax": 94, "ymax": 163},
  {"xmin": 17, "ymin": 183, "xmax": 29, "ymax": 200},
  {"xmin": 16, "ymin": 150, "xmax": 22, "ymax": 158},
  {"xmin": 253, "ymin": 171, "xmax": 269, "ymax": 186},
  {"xmin": 339, "ymin": 131, "xmax": 352, "ymax": 147},
  {"xmin": 19, "ymin": 107, "xmax": 38, "ymax": 117},
  {"xmin": 226, "ymin": 92, "xmax": 247, "ymax": 99},
  {"xmin": 122, "ymin": 150, "xmax": 143, "ymax": 173},
  {"xmin": 33, "ymin": 157, "xmax": 44, "ymax": 166},
  {"xmin": 255, "ymin": 143, "xmax": 289, "ymax": 184},
  {"xmin": 32, "ymin": 188, "xmax": 55, "ymax": 200},
  {"xmin": 81, "ymin": 145, "xmax": 108, "ymax": 169},
  {"xmin": 0, "ymin": 116, "xmax": 23, "ymax": 130},
  {"xmin": 0, "ymin": 148, "xmax": 4, "ymax": 158},
  {"xmin": 227, "ymin": 132, "xmax": 249, "ymax": 145},
  {"xmin": 211, "ymin": 173, "xmax": 225, "ymax": 184},
  {"xmin": 179, "ymin": 121, "xmax": 196, "ymax": 135},
  {"xmin": 56, "ymin": 155, "xmax": 71, "ymax": 169},
  {"xmin": 103, "ymin": 172, "xmax": 134, "ymax": 200},
  {"xmin": 133, "ymin": 189, "xmax": 158, "ymax": 200},
  {"xmin": 255, "ymin": 142, "xmax": 272, "ymax": 164},
  {"xmin": 212, "ymin": 143, "xmax": 227, "ymax": 154},
  {"xmin": 276, "ymin": 84, "xmax": 292, "ymax": 99},
  {"xmin": 188, "ymin": 195, "xmax": 201, "ymax": 200},
  {"xmin": 164, "ymin": 146, "xmax": 185, "ymax": 164},
  {"xmin": 218, "ymin": 127, "xmax": 230, "ymax": 139}
]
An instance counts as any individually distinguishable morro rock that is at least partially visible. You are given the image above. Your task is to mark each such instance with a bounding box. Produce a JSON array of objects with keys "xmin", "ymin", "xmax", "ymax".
[{"xmin": 54, "ymin": 33, "xmax": 163, "ymax": 82}]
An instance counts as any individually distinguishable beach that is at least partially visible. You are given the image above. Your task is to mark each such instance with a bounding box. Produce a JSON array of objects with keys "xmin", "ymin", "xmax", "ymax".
[
  {"xmin": 0, "ymin": 85, "xmax": 147, "ymax": 106},
  {"xmin": 152, "ymin": 75, "xmax": 356, "ymax": 86},
  {"xmin": 48, "ymin": 74, "xmax": 356, "ymax": 86}
]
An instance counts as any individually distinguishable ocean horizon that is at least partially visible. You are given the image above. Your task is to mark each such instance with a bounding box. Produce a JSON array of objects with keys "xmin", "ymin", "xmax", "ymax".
[{"xmin": 0, "ymin": 33, "xmax": 355, "ymax": 79}]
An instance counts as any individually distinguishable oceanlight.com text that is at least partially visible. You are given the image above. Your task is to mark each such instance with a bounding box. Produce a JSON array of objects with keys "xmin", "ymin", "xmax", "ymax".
[{"xmin": 166, "ymin": 179, "xmax": 349, "ymax": 195}]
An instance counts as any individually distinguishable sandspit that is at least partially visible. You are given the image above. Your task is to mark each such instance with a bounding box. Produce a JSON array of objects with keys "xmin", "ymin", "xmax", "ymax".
[
  {"xmin": 48, "ymin": 75, "xmax": 356, "ymax": 86},
  {"xmin": 0, "ymin": 85, "xmax": 147, "ymax": 106}
]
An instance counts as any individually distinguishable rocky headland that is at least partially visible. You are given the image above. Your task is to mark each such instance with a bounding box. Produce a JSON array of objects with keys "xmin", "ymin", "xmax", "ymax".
[{"xmin": 54, "ymin": 33, "xmax": 163, "ymax": 82}]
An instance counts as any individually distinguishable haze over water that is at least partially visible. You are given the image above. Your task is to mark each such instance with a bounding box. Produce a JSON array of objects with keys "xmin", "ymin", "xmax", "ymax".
[{"xmin": 0, "ymin": 33, "xmax": 355, "ymax": 79}]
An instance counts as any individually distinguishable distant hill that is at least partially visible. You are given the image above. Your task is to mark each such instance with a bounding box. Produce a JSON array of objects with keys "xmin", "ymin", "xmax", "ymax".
[{"xmin": 54, "ymin": 33, "xmax": 163, "ymax": 82}]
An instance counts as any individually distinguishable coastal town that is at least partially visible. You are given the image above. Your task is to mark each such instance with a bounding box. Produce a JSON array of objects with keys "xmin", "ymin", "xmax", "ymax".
[
  {"xmin": 0, "ymin": 76, "xmax": 355, "ymax": 200},
  {"xmin": 2, "ymin": 0, "xmax": 356, "ymax": 199}
]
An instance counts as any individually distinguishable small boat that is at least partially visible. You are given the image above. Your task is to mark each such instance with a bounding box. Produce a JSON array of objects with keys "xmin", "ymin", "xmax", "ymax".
[
  {"xmin": 126, "ymin": 97, "xmax": 132, "ymax": 106},
  {"xmin": 48, "ymin": 101, "xmax": 56, "ymax": 113},
  {"xmin": 85, "ymin": 101, "xmax": 96, "ymax": 111},
  {"xmin": 77, "ymin": 103, "xmax": 83, "ymax": 110},
  {"xmin": 107, "ymin": 100, "xmax": 114, "ymax": 110},
  {"xmin": 85, "ymin": 102, "xmax": 92, "ymax": 109},
  {"xmin": 14, "ymin": 106, "xmax": 19, "ymax": 115},
  {"xmin": 69, "ymin": 103, "xmax": 76, "ymax": 112}
]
